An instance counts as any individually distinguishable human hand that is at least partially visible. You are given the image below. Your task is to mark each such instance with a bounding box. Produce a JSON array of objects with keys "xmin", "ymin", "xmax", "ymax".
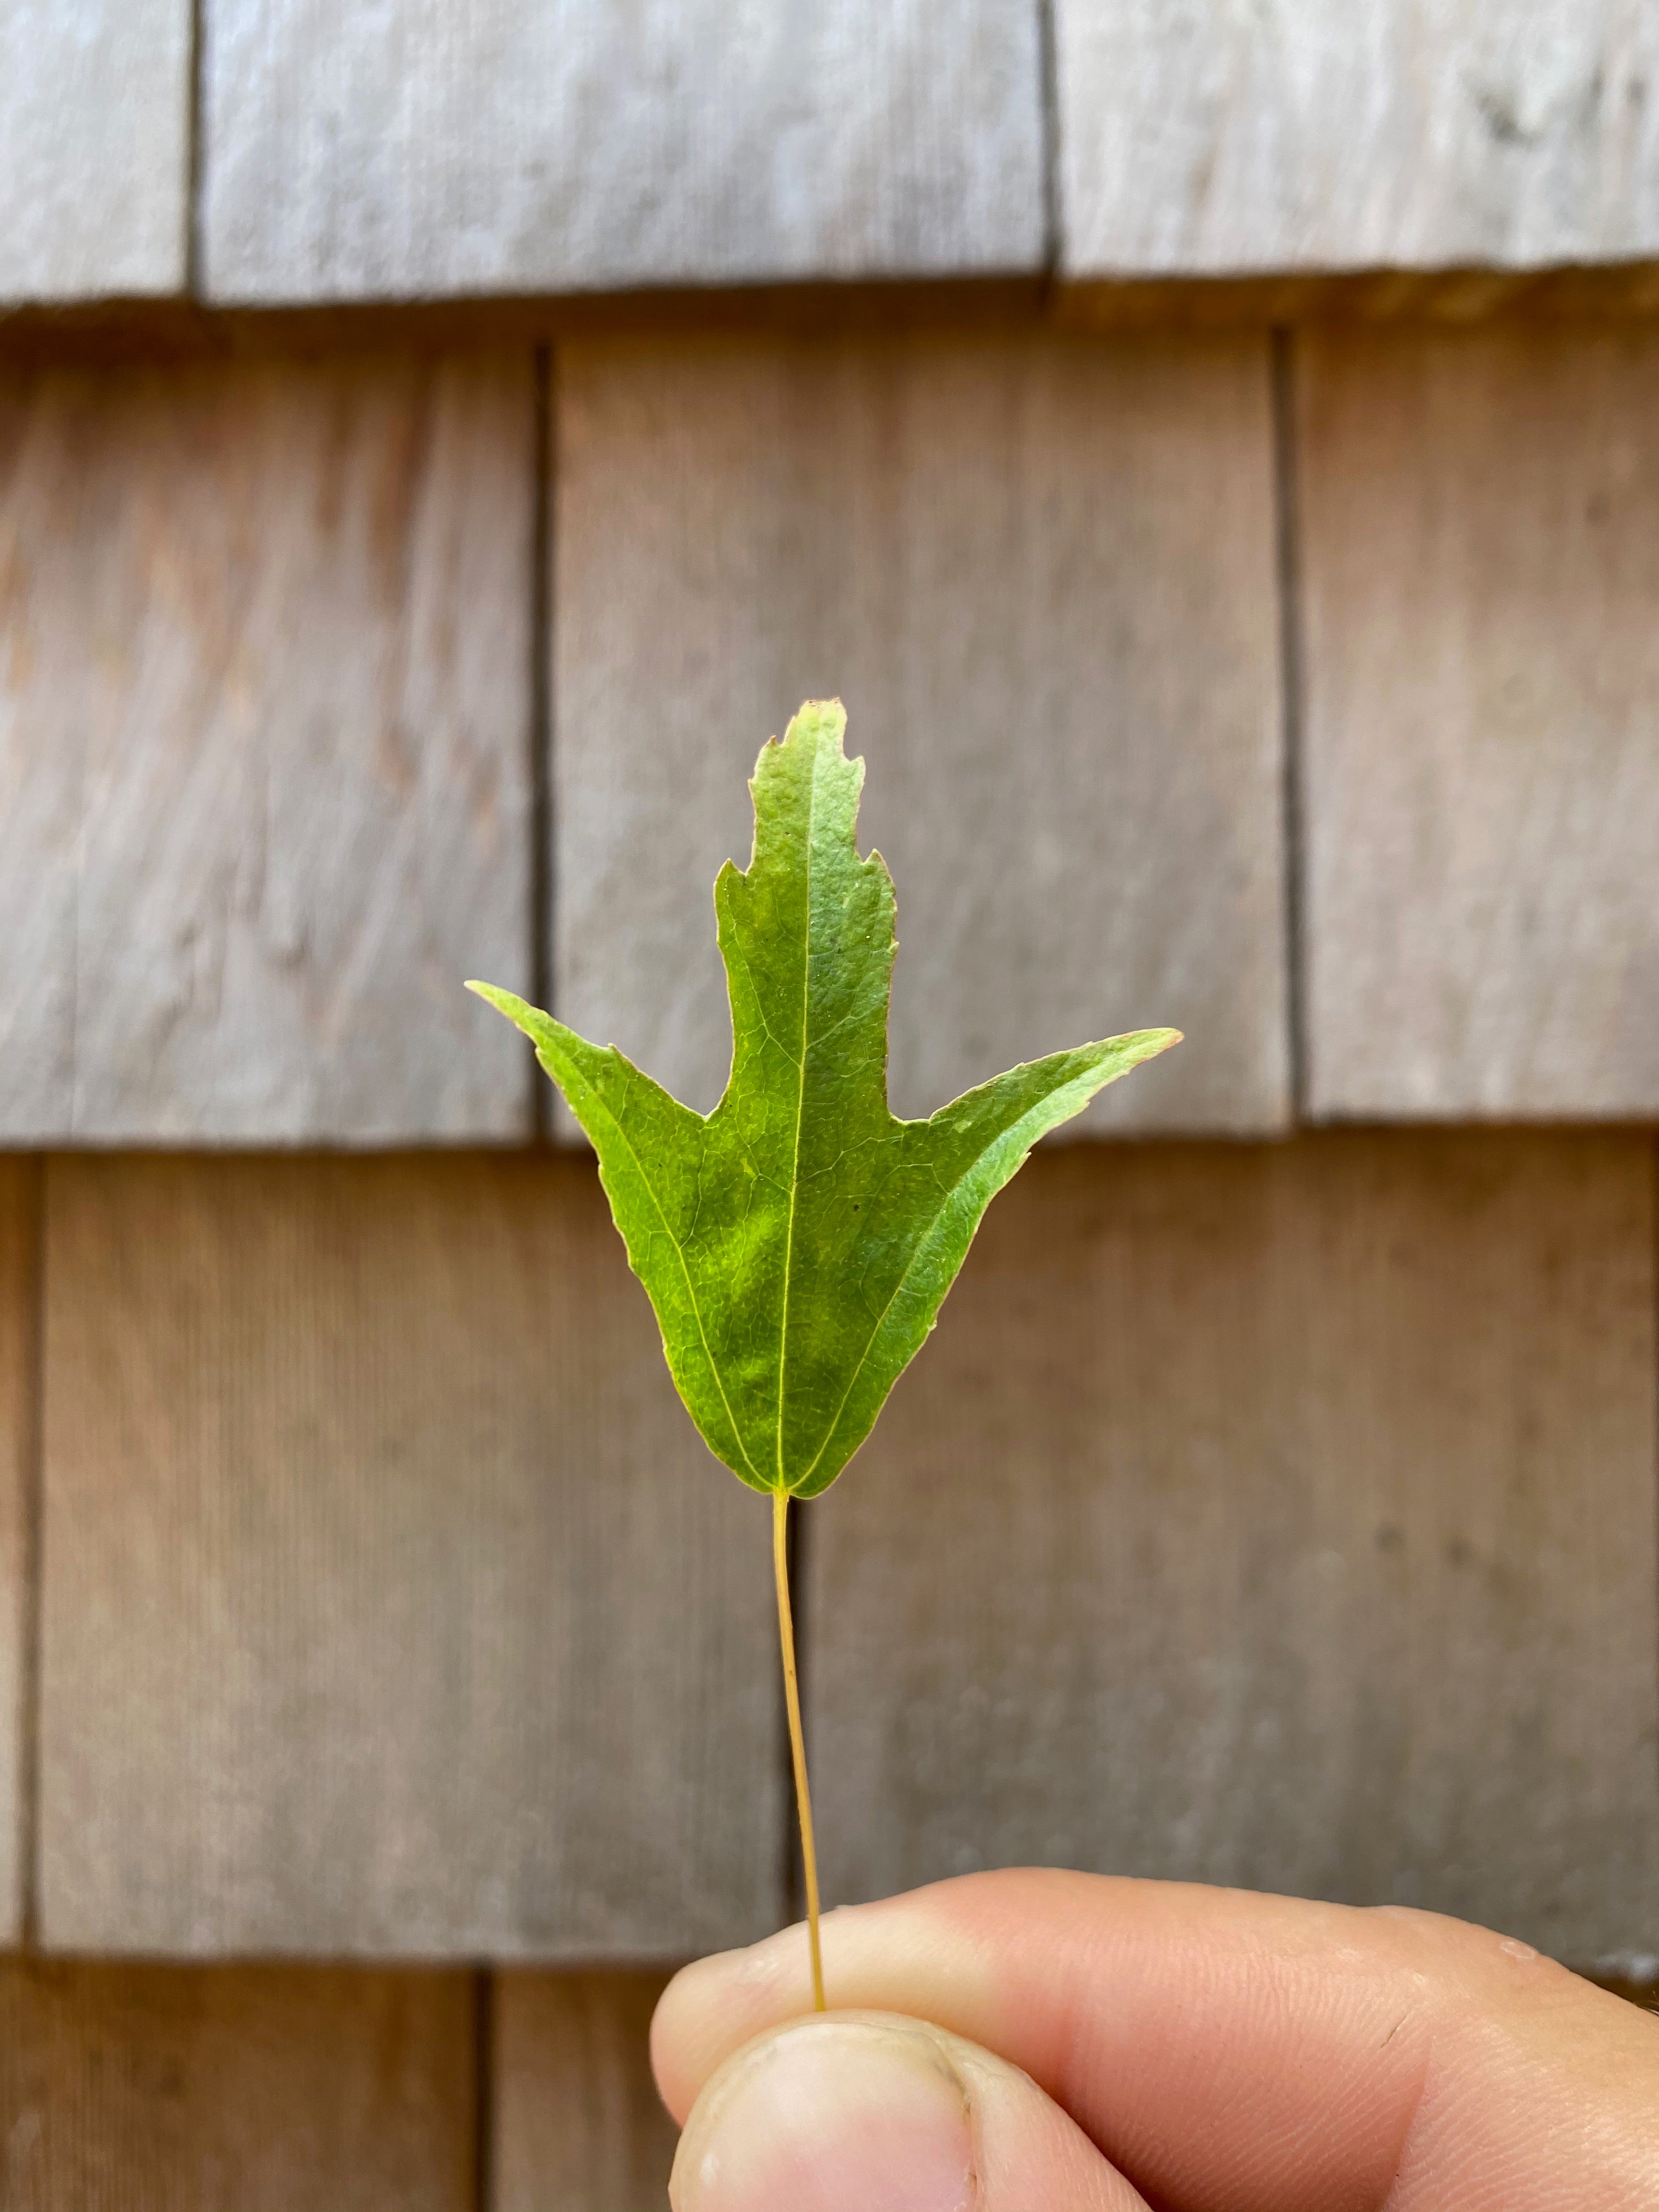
[{"xmin": 652, "ymin": 1869, "xmax": 1659, "ymax": 2209}]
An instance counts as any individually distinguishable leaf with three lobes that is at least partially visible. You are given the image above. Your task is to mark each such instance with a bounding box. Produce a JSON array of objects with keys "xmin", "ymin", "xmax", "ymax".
[{"xmin": 470, "ymin": 699, "xmax": 1178, "ymax": 1498}]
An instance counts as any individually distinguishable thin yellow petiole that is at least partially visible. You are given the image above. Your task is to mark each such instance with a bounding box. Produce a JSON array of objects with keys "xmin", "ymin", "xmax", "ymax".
[{"xmin": 773, "ymin": 1489, "xmax": 826, "ymax": 2012}]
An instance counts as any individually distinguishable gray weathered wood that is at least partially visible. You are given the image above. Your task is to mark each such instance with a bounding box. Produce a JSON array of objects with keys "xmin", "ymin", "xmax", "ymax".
[
  {"xmin": 39, "ymin": 1154, "xmax": 783, "ymax": 1957},
  {"xmin": 0, "ymin": 354, "xmax": 534, "ymax": 1143},
  {"xmin": 201, "ymin": 0, "xmax": 1045, "ymax": 302},
  {"xmin": 807, "ymin": 1132, "xmax": 1659, "ymax": 1961},
  {"xmin": 1299, "ymin": 324, "xmax": 1659, "ymax": 1120},
  {"xmin": 0, "ymin": 1957, "xmax": 472, "ymax": 2209},
  {"xmin": 0, "ymin": 0, "xmax": 191, "ymax": 302},
  {"xmin": 1057, "ymin": 1, "xmax": 1659, "ymax": 280},
  {"xmin": 0, "ymin": 1162, "xmax": 34, "ymax": 1944},
  {"xmin": 555, "ymin": 332, "xmax": 1288, "ymax": 1138},
  {"xmin": 493, "ymin": 1971, "xmax": 679, "ymax": 2212}
]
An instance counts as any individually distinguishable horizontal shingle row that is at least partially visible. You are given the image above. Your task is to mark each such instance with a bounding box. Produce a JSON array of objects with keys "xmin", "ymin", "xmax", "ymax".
[
  {"xmin": 0, "ymin": 1949, "xmax": 1652, "ymax": 2205},
  {"xmin": 0, "ymin": 1955, "xmax": 675, "ymax": 2210},
  {"xmin": 8, "ymin": 3, "xmax": 1659, "ymax": 306},
  {"xmin": 4, "ymin": 1134, "xmax": 1655, "ymax": 1967},
  {"xmin": 4, "ymin": 321, "xmax": 1658, "ymax": 1139}
]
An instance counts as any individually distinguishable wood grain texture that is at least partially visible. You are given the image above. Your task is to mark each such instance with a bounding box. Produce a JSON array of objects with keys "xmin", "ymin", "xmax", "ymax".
[
  {"xmin": 493, "ymin": 1970, "xmax": 678, "ymax": 2212},
  {"xmin": 0, "ymin": 0, "xmax": 190, "ymax": 303},
  {"xmin": 1057, "ymin": 1, "xmax": 1659, "ymax": 278},
  {"xmin": 555, "ymin": 332, "xmax": 1288, "ymax": 1139},
  {"xmin": 807, "ymin": 1132, "xmax": 1659, "ymax": 1961},
  {"xmin": 0, "ymin": 1957, "xmax": 472, "ymax": 2210},
  {"xmin": 200, "ymin": 0, "xmax": 1044, "ymax": 303},
  {"xmin": 0, "ymin": 1162, "xmax": 35, "ymax": 1943},
  {"xmin": 1299, "ymin": 323, "xmax": 1659, "ymax": 1120},
  {"xmin": 0, "ymin": 353, "xmax": 534, "ymax": 1142},
  {"xmin": 39, "ymin": 1154, "xmax": 783, "ymax": 1958}
]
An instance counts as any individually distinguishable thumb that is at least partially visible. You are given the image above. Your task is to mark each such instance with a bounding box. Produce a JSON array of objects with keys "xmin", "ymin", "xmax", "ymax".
[{"xmin": 668, "ymin": 2010, "xmax": 1146, "ymax": 2212}]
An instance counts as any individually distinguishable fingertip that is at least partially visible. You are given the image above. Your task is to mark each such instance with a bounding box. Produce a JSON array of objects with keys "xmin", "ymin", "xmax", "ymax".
[
  {"xmin": 668, "ymin": 2012, "xmax": 1138, "ymax": 2212},
  {"xmin": 669, "ymin": 2016, "xmax": 974, "ymax": 2212},
  {"xmin": 652, "ymin": 1924, "xmax": 819, "ymax": 2124}
]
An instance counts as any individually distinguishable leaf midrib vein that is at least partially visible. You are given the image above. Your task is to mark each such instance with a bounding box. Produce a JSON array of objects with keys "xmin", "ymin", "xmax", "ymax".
[{"xmin": 775, "ymin": 742, "xmax": 819, "ymax": 1488}]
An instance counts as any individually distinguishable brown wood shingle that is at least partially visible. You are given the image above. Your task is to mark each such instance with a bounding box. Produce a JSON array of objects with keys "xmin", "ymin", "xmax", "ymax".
[
  {"xmin": 200, "ymin": 0, "xmax": 1046, "ymax": 302},
  {"xmin": 0, "ymin": 1957, "xmax": 473, "ymax": 2211},
  {"xmin": 0, "ymin": 354, "xmax": 535, "ymax": 1143},
  {"xmin": 38, "ymin": 1155, "xmax": 783, "ymax": 1957},
  {"xmin": 0, "ymin": 0, "xmax": 191, "ymax": 304},
  {"xmin": 493, "ymin": 1970, "xmax": 679, "ymax": 2212},
  {"xmin": 1057, "ymin": 2, "xmax": 1659, "ymax": 280},
  {"xmin": 554, "ymin": 331, "xmax": 1289, "ymax": 1139},
  {"xmin": 808, "ymin": 1132, "xmax": 1659, "ymax": 1961},
  {"xmin": 1300, "ymin": 323, "xmax": 1659, "ymax": 1120}
]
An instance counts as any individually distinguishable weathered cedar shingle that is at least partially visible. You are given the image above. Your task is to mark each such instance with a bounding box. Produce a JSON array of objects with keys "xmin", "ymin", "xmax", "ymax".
[
  {"xmin": 38, "ymin": 1155, "xmax": 782, "ymax": 1958},
  {"xmin": 1299, "ymin": 323, "xmax": 1659, "ymax": 1120},
  {"xmin": 200, "ymin": 0, "xmax": 1046, "ymax": 301},
  {"xmin": 808, "ymin": 1132, "xmax": 1659, "ymax": 1962},
  {"xmin": 0, "ymin": 0, "xmax": 191, "ymax": 302},
  {"xmin": 554, "ymin": 331, "xmax": 1289, "ymax": 1138},
  {"xmin": 0, "ymin": 1958, "xmax": 473, "ymax": 2210},
  {"xmin": 0, "ymin": 354, "xmax": 534, "ymax": 1144},
  {"xmin": 1057, "ymin": 1, "xmax": 1659, "ymax": 279},
  {"xmin": 493, "ymin": 1971, "xmax": 680, "ymax": 2211}
]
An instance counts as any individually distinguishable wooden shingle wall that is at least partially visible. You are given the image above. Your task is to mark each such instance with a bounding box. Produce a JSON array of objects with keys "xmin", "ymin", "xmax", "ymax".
[{"xmin": 4, "ymin": 0, "xmax": 1659, "ymax": 2196}]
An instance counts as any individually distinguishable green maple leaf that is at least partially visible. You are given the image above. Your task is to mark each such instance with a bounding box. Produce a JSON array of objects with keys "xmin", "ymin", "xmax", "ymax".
[{"xmin": 470, "ymin": 699, "xmax": 1178, "ymax": 1499}]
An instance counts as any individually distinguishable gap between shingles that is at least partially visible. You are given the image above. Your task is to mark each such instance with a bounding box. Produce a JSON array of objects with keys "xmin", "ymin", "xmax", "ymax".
[
  {"xmin": 1035, "ymin": 0, "xmax": 1063, "ymax": 289},
  {"xmin": 18, "ymin": 1158, "xmax": 47, "ymax": 1949},
  {"xmin": 184, "ymin": 0, "xmax": 208, "ymax": 297},
  {"xmin": 472, "ymin": 1964, "xmax": 496, "ymax": 2212},
  {"xmin": 530, "ymin": 343, "xmax": 555, "ymax": 1147},
  {"xmin": 1270, "ymin": 326, "xmax": 1311, "ymax": 1125}
]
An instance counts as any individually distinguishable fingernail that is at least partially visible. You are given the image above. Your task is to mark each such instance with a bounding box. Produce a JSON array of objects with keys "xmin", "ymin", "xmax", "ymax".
[{"xmin": 671, "ymin": 2017, "xmax": 977, "ymax": 2212}]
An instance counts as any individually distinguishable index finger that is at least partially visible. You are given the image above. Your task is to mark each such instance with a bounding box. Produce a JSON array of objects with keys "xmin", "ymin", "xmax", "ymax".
[{"xmin": 652, "ymin": 1870, "xmax": 1659, "ymax": 2212}]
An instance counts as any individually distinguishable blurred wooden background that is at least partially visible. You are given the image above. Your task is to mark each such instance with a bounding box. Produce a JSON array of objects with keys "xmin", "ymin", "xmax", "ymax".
[{"xmin": 4, "ymin": 1, "xmax": 1659, "ymax": 2202}]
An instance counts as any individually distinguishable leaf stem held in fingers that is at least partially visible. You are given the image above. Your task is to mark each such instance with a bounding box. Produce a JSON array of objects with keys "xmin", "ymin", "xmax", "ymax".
[{"xmin": 774, "ymin": 1490, "xmax": 825, "ymax": 2011}]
